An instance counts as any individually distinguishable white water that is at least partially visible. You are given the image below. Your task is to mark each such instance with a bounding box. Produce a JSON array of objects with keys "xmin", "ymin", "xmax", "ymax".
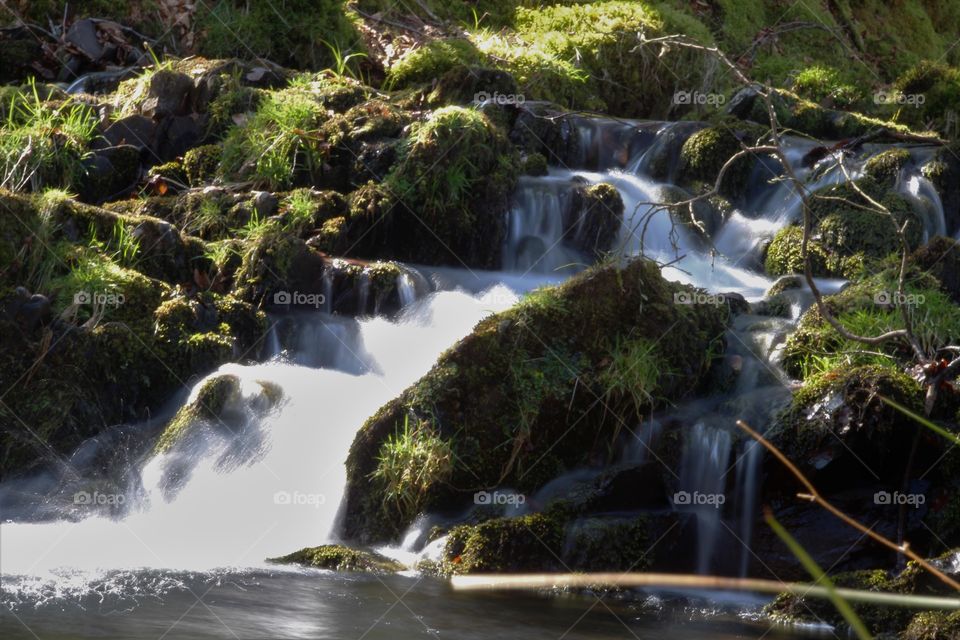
[{"xmin": 1, "ymin": 287, "xmax": 523, "ymax": 576}]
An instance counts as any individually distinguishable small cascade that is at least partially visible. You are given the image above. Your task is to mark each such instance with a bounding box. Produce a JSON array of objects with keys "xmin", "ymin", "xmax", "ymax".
[
  {"xmin": 397, "ymin": 273, "xmax": 417, "ymax": 307},
  {"xmin": 502, "ymin": 174, "xmax": 585, "ymax": 274},
  {"xmin": 734, "ymin": 440, "xmax": 761, "ymax": 577},
  {"xmin": 677, "ymin": 422, "xmax": 733, "ymax": 574}
]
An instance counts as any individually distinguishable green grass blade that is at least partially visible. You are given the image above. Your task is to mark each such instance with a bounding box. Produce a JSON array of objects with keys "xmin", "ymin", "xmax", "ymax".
[{"xmin": 766, "ymin": 511, "xmax": 873, "ymax": 640}]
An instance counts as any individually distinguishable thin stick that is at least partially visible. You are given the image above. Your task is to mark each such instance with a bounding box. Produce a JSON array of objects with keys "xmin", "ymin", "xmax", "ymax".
[
  {"xmin": 735, "ymin": 420, "xmax": 960, "ymax": 591},
  {"xmin": 452, "ymin": 573, "xmax": 960, "ymax": 609}
]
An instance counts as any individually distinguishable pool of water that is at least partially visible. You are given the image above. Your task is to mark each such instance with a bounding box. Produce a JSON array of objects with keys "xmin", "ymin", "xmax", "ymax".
[{"xmin": 0, "ymin": 568, "xmax": 820, "ymax": 639}]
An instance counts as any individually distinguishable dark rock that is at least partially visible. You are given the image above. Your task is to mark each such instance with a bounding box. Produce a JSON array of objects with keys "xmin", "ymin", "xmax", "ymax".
[
  {"xmin": 141, "ymin": 71, "xmax": 195, "ymax": 119},
  {"xmin": 155, "ymin": 116, "xmax": 203, "ymax": 162},
  {"xmin": 251, "ymin": 191, "xmax": 279, "ymax": 218},
  {"xmin": 2, "ymin": 287, "xmax": 51, "ymax": 333},
  {"xmin": 0, "ymin": 30, "xmax": 42, "ymax": 84},
  {"xmin": 97, "ymin": 115, "xmax": 156, "ymax": 151},
  {"xmin": 65, "ymin": 19, "xmax": 103, "ymax": 61},
  {"xmin": 510, "ymin": 104, "xmax": 581, "ymax": 166},
  {"xmin": 912, "ymin": 236, "xmax": 960, "ymax": 303},
  {"xmin": 79, "ymin": 145, "xmax": 141, "ymax": 204}
]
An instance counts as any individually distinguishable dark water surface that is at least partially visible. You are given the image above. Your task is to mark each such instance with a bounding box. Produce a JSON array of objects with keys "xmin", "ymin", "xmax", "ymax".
[{"xmin": 1, "ymin": 568, "xmax": 821, "ymax": 639}]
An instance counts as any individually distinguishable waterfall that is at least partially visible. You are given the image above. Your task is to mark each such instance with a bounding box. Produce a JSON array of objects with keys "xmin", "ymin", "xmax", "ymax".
[
  {"xmin": 677, "ymin": 422, "xmax": 733, "ymax": 574},
  {"xmin": 0, "ymin": 287, "xmax": 523, "ymax": 575},
  {"xmin": 1, "ymin": 112, "xmax": 949, "ymax": 591}
]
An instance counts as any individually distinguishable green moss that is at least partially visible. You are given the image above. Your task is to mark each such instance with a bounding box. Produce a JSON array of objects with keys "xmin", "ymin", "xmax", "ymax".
[
  {"xmin": 765, "ymin": 553, "xmax": 960, "ymax": 637},
  {"xmin": 443, "ymin": 511, "xmax": 565, "ymax": 574},
  {"xmin": 764, "ymin": 225, "xmax": 829, "ymax": 278},
  {"xmin": 678, "ymin": 125, "xmax": 764, "ymax": 199},
  {"xmin": 386, "ymin": 39, "xmax": 485, "ymax": 89},
  {"xmin": 892, "ymin": 61, "xmax": 960, "ymax": 136},
  {"xmin": 863, "ymin": 148, "xmax": 912, "ymax": 187},
  {"xmin": 341, "ymin": 258, "xmax": 729, "ymax": 542},
  {"xmin": 793, "ymin": 66, "xmax": 863, "ymax": 110},
  {"xmin": 270, "ymin": 544, "xmax": 404, "ymax": 573},
  {"xmin": 148, "ymin": 160, "xmax": 188, "ymax": 187},
  {"xmin": 154, "ymin": 374, "xmax": 241, "ymax": 454},
  {"xmin": 183, "ymin": 145, "xmax": 222, "ymax": 187},
  {"xmin": 195, "ymin": 0, "xmax": 362, "ymax": 71},
  {"xmin": 340, "ymin": 106, "xmax": 517, "ymax": 267},
  {"xmin": 902, "ymin": 611, "xmax": 960, "ymax": 640},
  {"xmin": 782, "ymin": 267, "xmax": 960, "ymax": 379},
  {"xmin": 521, "ymin": 153, "xmax": 548, "ymax": 176}
]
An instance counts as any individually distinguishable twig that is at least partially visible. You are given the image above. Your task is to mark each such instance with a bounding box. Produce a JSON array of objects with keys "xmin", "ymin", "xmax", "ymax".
[
  {"xmin": 452, "ymin": 572, "xmax": 960, "ymax": 608},
  {"xmin": 735, "ymin": 419, "xmax": 960, "ymax": 592}
]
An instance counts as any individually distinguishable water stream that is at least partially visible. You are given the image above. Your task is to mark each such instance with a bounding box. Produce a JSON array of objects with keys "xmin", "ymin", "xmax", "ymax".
[{"xmin": 0, "ymin": 114, "xmax": 947, "ymax": 638}]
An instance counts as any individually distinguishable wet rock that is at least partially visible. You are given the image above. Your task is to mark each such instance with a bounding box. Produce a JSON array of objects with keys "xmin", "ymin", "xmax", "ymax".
[
  {"xmin": 269, "ymin": 545, "xmax": 404, "ymax": 574},
  {"xmin": 341, "ymin": 259, "xmax": 730, "ymax": 543},
  {"xmin": 511, "ymin": 104, "xmax": 581, "ymax": 166},
  {"xmin": 912, "ymin": 236, "xmax": 960, "ymax": 303},
  {"xmin": 251, "ymin": 191, "xmax": 279, "ymax": 219},
  {"xmin": 564, "ymin": 182, "xmax": 623, "ymax": 256}
]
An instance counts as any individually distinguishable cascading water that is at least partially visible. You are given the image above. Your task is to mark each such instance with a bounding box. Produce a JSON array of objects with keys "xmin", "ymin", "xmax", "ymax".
[{"xmin": 1, "ymin": 111, "xmax": 951, "ymax": 638}]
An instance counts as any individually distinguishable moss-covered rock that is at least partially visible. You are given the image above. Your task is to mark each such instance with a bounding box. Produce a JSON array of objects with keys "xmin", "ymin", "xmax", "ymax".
[
  {"xmin": 764, "ymin": 225, "xmax": 831, "ymax": 278},
  {"xmin": 183, "ymin": 144, "xmax": 222, "ymax": 187},
  {"xmin": 269, "ymin": 545, "xmax": 404, "ymax": 573},
  {"xmin": 564, "ymin": 183, "xmax": 624, "ymax": 257},
  {"xmin": 766, "ymin": 178, "xmax": 923, "ymax": 279},
  {"xmin": 153, "ymin": 371, "xmax": 280, "ymax": 454},
  {"xmin": 767, "ymin": 364, "xmax": 924, "ymax": 486},
  {"xmin": 341, "ymin": 258, "xmax": 730, "ymax": 542},
  {"xmin": 765, "ymin": 552, "xmax": 960, "ymax": 637},
  {"xmin": 678, "ymin": 124, "xmax": 767, "ymax": 199},
  {"xmin": 342, "ymin": 106, "xmax": 518, "ymax": 268},
  {"xmin": 782, "ymin": 266, "xmax": 960, "ymax": 379},
  {"xmin": 863, "ymin": 148, "xmax": 912, "ymax": 187}
]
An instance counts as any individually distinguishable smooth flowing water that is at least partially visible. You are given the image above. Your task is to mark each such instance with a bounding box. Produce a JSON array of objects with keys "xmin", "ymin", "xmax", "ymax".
[{"xmin": 1, "ymin": 113, "xmax": 947, "ymax": 638}]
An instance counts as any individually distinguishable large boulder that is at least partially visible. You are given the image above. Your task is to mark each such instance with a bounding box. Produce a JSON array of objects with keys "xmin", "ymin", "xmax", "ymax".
[{"xmin": 340, "ymin": 258, "xmax": 731, "ymax": 543}]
